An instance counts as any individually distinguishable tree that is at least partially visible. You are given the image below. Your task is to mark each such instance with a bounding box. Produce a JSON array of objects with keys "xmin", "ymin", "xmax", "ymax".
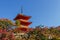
[{"xmin": 0, "ymin": 19, "xmax": 14, "ymax": 31}]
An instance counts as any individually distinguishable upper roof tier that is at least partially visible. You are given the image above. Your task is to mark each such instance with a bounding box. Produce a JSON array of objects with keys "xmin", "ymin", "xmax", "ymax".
[{"xmin": 14, "ymin": 14, "xmax": 31, "ymax": 20}]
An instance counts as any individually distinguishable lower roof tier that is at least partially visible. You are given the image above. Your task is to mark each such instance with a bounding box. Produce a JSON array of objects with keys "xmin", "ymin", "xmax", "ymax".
[
  {"xmin": 20, "ymin": 21, "xmax": 32, "ymax": 26},
  {"xmin": 17, "ymin": 28, "xmax": 28, "ymax": 31}
]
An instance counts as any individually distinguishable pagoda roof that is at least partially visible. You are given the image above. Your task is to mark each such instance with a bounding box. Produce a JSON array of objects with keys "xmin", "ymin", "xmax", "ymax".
[
  {"xmin": 20, "ymin": 20, "xmax": 32, "ymax": 26},
  {"xmin": 17, "ymin": 28, "xmax": 27, "ymax": 31},
  {"xmin": 14, "ymin": 14, "xmax": 31, "ymax": 20}
]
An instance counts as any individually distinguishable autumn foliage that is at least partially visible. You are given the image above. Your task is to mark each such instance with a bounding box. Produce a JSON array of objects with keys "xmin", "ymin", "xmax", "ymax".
[{"xmin": 0, "ymin": 18, "xmax": 60, "ymax": 40}]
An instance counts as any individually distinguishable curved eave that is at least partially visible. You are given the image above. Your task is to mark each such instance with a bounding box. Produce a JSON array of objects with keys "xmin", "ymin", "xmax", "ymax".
[{"xmin": 14, "ymin": 14, "xmax": 31, "ymax": 20}]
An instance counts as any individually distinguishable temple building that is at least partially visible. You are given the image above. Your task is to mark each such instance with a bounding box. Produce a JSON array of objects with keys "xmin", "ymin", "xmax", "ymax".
[{"xmin": 14, "ymin": 14, "xmax": 32, "ymax": 32}]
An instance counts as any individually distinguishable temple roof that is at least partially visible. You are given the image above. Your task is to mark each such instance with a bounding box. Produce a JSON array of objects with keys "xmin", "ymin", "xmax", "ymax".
[{"xmin": 14, "ymin": 14, "xmax": 31, "ymax": 20}]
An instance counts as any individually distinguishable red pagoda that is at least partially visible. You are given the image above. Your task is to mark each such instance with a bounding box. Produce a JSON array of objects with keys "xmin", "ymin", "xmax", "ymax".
[{"xmin": 14, "ymin": 14, "xmax": 32, "ymax": 32}]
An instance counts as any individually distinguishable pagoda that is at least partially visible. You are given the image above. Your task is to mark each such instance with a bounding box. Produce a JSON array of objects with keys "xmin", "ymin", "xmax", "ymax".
[{"xmin": 14, "ymin": 13, "xmax": 32, "ymax": 32}]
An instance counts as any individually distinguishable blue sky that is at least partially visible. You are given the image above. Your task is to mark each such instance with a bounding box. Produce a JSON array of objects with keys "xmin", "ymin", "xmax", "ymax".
[{"xmin": 0, "ymin": 0, "xmax": 60, "ymax": 28}]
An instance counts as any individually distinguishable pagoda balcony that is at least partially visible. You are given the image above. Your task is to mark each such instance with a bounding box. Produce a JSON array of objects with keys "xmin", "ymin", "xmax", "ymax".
[
  {"xmin": 20, "ymin": 25, "xmax": 29, "ymax": 28},
  {"xmin": 19, "ymin": 19, "xmax": 28, "ymax": 22}
]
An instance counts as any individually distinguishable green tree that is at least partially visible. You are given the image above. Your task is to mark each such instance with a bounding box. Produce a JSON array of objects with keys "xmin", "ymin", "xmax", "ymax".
[{"xmin": 15, "ymin": 20, "xmax": 20, "ymax": 26}]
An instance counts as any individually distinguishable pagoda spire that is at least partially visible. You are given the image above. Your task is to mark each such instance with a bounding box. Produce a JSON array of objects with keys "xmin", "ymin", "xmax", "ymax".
[{"xmin": 21, "ymin": 6, "xmax": 23, "ymax": 14}]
